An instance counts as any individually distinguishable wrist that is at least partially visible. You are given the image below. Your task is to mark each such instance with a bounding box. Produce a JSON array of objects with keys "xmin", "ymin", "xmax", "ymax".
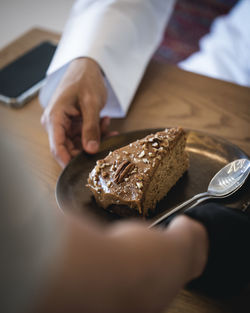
[{"xmin": 70, "ymin": 57, "xmax": 103, "ymax": 75}]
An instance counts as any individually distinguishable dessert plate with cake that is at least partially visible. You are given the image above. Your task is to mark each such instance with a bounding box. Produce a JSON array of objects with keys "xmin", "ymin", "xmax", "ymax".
[{"xmin": 56, "ymin": 128, "xmax": 250, "ymax": 224}]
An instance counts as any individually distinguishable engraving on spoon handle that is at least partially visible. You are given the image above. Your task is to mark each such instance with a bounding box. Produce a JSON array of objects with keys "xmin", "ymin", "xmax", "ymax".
[{"xmin": 149, "ymin": 192, "xmax": 209, "ymax": 228}]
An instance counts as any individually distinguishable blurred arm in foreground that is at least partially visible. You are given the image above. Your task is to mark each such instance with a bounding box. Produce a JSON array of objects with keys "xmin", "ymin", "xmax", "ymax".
[{"xmin": 2, "ymin": 135, "xmax": 250, "ymax": 313}]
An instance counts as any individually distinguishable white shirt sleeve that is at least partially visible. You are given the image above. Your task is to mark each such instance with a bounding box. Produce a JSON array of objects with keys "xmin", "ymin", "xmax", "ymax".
[
  {"xmin": 39, "ymin": 0, "xmax": 176, "ymax": 117},
  {"xmin": 179, "ymin": 0, "xmax": 250, "ymax": 87}
]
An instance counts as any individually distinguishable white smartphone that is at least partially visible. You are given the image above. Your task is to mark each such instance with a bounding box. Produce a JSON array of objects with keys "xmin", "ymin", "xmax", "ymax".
[{"xmin": 0, "ymin": 41, "xmax": 57, "ymax": 108}]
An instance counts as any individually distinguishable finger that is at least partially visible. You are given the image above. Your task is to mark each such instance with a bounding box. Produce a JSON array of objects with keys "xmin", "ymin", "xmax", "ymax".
[
  {"xmin": 67, "ymin": 117, "xmax": 82, "ymax": 138},
  {"xmin": 102, "ymin": 130, "xmax": 119, "ymax": 140},
  {"xmin": 65, "ymin": 137, "xmax": 75, "ymax": 151},
  {"xmin": 66, "ymin": 137, "xmax": 81, "ymax": 157},
  {"xmin": 47, "ymin": 112, "xmax": 72, "ymax": 168},
  {"xmin": 72, "ymin": 135, "xmax": 82, "ymax": 150},
  {"xmin": 100, "ymin": 116, "xmax": 111, "ymax": 136},
  {"xmin": 106, "ymin": 130, "xmax": 119, "ymax": 137},
  {"xmin": 70, "ymin": 149, "xmax": 81, "ymax": 157},
  {"xmin": 80, "ymin": 97, "xmax": 102, "ymax": 154}
]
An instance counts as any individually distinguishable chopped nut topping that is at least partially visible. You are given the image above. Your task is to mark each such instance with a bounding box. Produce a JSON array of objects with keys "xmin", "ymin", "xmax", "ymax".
[
  {"xmin": 148, "ymin": 137, "xmax": 154, "ymax": 142},
  {"xmin": 123, "ymin": 151, "xmax": 129, "ymax": 155},
  {"xmin": 152, "ymin": 142, "xmax": 159, "ymax": 147},
  {"xmin": 107, "ymin": 181, "xmax": 112, "ymax": 187},
  {"xmin": 99, "ymin": 163, "xmax": 105, "ymax": 169},
  {"xmin": 156, "ymin": 155, "xmax": 162, "ymax": 160},
  {"xmin": 131, "ymin": 168, "xmax": 137, "ymax": 174},
  {"xmin": 136, "ymin": 182, "xmax": 143, "ymax": 189},
  {"xmin": 155, "ymin": 135, "xmax": 163, "ymax": 141},
  {"xmin": 138, "ymin": 151, "xmax": 145, "ymax": 158},
  {"xmin": 148, "ymin": 152, "xmax": 154, "ymax": 157},
  {"xmin": 142, "ymin": 158, "xmax": 149, "ymax": 164},
  {"xmin": 129, "ymin": 143, "xmax": 133, "ymax": 148},
  {"xmin": 110, "ymin": 164, "xmax": 116, "ymax": 171},
  {"xmin": 95, "ymin": 165, "xmax": 100, "ymax": 174},
  {"xmin": 162, "ymin": 141, "xmax": 169, "ymax": 148},
  {"xmin": 102, "ymin": 172, "xmax": 108, "ymax": 178}
]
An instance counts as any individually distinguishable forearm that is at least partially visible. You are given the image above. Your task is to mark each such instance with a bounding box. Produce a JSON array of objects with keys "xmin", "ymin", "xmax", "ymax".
[{"xmin": 36, "ymin": 215, "xmax": 208, "ymax": 313}]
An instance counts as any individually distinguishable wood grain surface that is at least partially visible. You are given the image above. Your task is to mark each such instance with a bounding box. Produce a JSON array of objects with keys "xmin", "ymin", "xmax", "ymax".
[{"xmin": 0, "ymin": 28, "xmax": 249, "ymax": 313}]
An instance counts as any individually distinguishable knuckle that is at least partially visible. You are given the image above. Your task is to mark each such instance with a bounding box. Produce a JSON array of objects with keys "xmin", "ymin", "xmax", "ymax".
[
  {"xmin": 51, "ymin": 146, "xmax": 59, "ymax": 160},
  {"xmin": 40, "ymin": 112, "xmax": 52, "ymax": 131},
  {"xmin": 40, "ymin": 114, "xmax": 45, "ymax": 126},
  {"xmin": 80, "ymin": 92, "xmax": 101, "ymax": 109},
  {"xmin": 41, "ymin": 107, "xmax": 52, "ymax": 123}
]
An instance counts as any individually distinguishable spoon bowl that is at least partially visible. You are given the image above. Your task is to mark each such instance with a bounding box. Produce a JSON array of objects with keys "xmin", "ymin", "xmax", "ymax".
[{"xmin": 207, "ymin": 158, "xmax": 250, "ymax": 196}]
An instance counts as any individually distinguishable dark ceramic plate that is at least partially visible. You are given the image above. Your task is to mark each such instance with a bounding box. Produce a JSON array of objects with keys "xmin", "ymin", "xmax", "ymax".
[{"xmin": 56, "ymin": 129, "xmax": 250, "ymax": 224}]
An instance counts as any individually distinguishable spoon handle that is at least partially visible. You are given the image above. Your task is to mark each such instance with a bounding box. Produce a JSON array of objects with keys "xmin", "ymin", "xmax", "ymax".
[
  {"xmin": 149, "ymin": 191, "xmax": 209, "ymax": 228},
  {"xmin": 187, "ymin": 196, "xmax": 212, "ymax": 209}
]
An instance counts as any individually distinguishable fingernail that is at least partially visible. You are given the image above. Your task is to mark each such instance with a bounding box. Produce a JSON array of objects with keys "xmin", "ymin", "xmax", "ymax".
[{"xmin": 87, "ymin": 140, "xmax": 99, "ymax": 152}]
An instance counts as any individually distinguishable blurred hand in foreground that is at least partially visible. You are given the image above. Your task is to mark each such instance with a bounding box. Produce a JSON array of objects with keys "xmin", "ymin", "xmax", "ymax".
[{"xmin": 41, "ymin": 57, "xmax": 114, "ymax": 168}]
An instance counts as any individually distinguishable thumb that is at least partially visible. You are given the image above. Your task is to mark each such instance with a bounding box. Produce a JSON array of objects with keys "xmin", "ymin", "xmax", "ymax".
[{"xmin": 81, "ymin": 98, "xmax": 101, "ymax": 154}]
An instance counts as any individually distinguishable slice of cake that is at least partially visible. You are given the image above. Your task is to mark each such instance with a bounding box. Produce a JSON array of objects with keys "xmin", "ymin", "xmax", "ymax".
[{"xmin": 87, "ymin": 127, "xmax": 189, "ymax": 216}]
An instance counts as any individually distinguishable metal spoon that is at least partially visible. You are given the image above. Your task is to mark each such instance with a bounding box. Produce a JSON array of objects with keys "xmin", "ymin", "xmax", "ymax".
[{"xmin": 149, "ymin": 158, "xmax": 250, "ymax": 228}]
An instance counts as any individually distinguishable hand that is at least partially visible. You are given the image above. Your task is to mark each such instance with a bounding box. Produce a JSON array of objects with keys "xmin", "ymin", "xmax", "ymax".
[
  {"xmin": 41, "ymin": 57, "xmax": 111, "ymax": 168},
  {"xmin": 184, "ymin": 203, "xmax": 250, "ymax": 296}
]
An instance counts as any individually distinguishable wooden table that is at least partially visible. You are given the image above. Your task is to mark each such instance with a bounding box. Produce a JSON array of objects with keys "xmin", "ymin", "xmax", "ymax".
[{"xmin": 0, "ymin": 29, "xmax": 250, "ymax": 313}]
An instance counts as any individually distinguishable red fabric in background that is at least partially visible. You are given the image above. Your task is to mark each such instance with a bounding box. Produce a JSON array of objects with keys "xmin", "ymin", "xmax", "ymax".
[{"xmin": 154, "ymin": 0, "xmax": 239, "ymax": 64}]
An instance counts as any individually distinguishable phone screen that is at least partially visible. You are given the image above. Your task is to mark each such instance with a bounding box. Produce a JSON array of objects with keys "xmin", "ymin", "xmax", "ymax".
[{"xmin": 0, "ymin": 41, "xmax": 56, "ymax": 98}]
